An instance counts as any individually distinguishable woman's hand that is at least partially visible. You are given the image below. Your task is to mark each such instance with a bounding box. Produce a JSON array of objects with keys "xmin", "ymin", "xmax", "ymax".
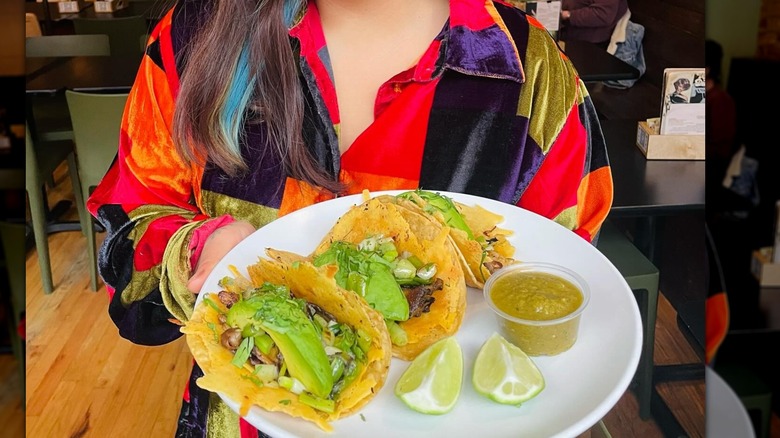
[{"xmin": 186, "ymin": 220, "xmax": 256, "ymax": 294}]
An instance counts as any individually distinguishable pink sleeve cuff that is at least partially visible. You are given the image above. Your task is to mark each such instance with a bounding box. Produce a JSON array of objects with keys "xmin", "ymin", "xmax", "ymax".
[{"xmin": 188, "ymin": 215, "xmax": 236, "ymax": 270}]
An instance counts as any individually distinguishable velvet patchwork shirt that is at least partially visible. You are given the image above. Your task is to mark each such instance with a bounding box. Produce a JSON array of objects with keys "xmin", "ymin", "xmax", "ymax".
[{"xmin": 86, "ymin": 0, "xmax": 613, "ymax": 435}]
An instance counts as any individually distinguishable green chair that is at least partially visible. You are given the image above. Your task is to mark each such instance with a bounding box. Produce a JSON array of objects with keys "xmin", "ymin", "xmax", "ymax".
[
  {"xmin": 73, "ymin": 16, "xmax": 148, "ymax": 57},
  {"xmin": 0, "ymin": 221, "xmax": 28, "ymax": 403},
  {"xmin": 26, "ymin": 124, "xmax": 88, "ymax": 294},
  {"xmin": 596, "ymin": 218, "xmax": 660, "ymax": 420},
  {"xmin": 66, "ymin": 90, "xmax": 129, "ymax": 291},
  {"xmin": 25, "ymin": 34, "xmax": 112, "ymax": 146}
]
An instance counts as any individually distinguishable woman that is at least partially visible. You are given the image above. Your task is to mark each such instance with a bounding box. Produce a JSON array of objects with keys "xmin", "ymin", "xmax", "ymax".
[
  {"xmin": 559, "ymin": 0, "xmax": 628, "ymax": 49},
  {"xmin": 87, "ymin": 0, "xmax": 613, "ymax": 435}
]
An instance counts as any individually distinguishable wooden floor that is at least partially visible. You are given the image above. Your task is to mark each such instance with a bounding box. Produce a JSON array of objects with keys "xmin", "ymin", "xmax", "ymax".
[{"xmin": 1, "ymin": 163, "xmax": 778, "ymax": 437}]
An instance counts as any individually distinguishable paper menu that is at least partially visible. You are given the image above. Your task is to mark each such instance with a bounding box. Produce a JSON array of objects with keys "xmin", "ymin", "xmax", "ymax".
[{"xmin": 659, "ymin": 68, "xmax": 706, "ymax": 136}]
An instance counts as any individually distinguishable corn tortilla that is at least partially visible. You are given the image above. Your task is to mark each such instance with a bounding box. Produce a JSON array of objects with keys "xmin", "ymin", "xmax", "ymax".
[
  {"xmin": 308, "ymin": 197, "xmax": 468, "ymax": 361},
  {"xmin": 376, "ymin": 193, "xmax": 516, "ymax": 289},
  {"xmin": 181, "ymin": 257, "xmax": 392, "ymax": 432}
]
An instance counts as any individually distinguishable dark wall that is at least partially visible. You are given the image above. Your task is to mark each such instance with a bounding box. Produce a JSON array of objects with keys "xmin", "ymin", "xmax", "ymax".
[{"xmin": 627, "ymin": 0, "xmax": 705, "ymax": 87}]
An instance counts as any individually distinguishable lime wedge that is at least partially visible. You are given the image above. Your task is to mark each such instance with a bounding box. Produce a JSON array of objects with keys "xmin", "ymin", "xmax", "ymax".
[
  {"xmin": 472, "ymin": 332, "xmax": 545, "ymax": 405},
  {"xmin": 394, "ymin": 336, "xmax": 463, "ymax": 414}
]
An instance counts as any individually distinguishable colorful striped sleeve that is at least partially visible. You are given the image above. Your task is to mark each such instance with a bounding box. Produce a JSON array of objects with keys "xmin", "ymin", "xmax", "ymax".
[{"xmin": 86, "ymin": 7, "xmax": 230, "ymax": 345}]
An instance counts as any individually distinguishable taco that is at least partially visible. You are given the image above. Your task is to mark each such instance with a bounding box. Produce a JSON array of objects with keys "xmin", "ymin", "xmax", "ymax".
[
  {"xmin": 181, "ymin": 256, "xmax": 392, "ymax": 432},
  {"xmin": 273, "ymin": 196, "xmax": 467, "ymax": 361},
  {"xmin": 378, "ymin": 190, "xmax": 516, "ymax": 290}
]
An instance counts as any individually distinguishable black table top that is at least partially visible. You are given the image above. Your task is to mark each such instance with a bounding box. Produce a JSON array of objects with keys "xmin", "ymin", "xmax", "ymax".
[
  {"xmin": 26, "ymin": 55, "xmax": 141, "ymax": 95},
  {"xmin": 563, "ymin": 40, "xmax": 640, "ymax": 83},
  {"xmin": 601, "ymin": 119, "xmax": 705, "ymax": 216}
]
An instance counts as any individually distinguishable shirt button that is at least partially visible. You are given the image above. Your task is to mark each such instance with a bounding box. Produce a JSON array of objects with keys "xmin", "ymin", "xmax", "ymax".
[{"xmin": 393, "ymin": 83, "xmax": 402, "ymax": 93}]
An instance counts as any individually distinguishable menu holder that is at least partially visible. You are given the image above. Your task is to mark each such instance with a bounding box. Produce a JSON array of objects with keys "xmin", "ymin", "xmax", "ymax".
[
  {"xmin": 635, "ymin": 118, "xmax": 704, "ymax": 160},
  {"xmin": 659, "ymin": 67, "xmax": 705, "ymax": 136},
  {"xmin": 92, "ymin": 0, "xmax": 128, "ymax": 12}
]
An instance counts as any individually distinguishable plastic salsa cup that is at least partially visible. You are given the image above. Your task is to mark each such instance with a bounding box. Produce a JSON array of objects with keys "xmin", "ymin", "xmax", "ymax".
[{"xmin": 483, "ymin": 262, "xmax": 590, "ymax": 356}]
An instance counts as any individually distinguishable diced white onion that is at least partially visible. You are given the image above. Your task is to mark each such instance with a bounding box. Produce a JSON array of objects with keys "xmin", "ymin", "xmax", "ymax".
[{"xmin": 289, "ymin": 377, "xmax": 306, "ymax": 395}]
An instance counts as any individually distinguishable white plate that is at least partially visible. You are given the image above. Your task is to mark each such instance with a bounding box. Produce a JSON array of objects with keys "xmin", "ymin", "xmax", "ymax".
[
  {"xmin": 197, "ymin": 190, "xmax": 642, "ymax": 438},
  {"xmin": 705, "ymin": 366, "xmax": 755, "ymax": 438}
]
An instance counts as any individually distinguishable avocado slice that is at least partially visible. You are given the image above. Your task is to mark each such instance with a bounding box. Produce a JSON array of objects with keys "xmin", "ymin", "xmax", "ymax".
[
  {"xmin": 314, "ymin": 241, "xmax": 410, "ymax": 321},
  {"xmin": 226, "ymin": 285, "xmax": 334, "ymax": 398},
  {"xmin": 398, "ymin": 190, "xmax": 474, "ymax": 239}
]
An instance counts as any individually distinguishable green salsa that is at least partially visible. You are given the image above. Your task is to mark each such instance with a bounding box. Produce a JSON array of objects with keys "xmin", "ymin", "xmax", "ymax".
[
  {"xmin": 490, "ymin": 271, "xmax": 583, "ymax": 321},
  {"xmin": 487, "ymin": 270, "xmax": 585, "ymax": 356}
]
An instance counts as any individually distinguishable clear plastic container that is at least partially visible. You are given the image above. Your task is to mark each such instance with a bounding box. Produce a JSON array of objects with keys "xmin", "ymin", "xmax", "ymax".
[{"xmin": 483, "ymin": 262, "xmax": 590, "ymax": 356}]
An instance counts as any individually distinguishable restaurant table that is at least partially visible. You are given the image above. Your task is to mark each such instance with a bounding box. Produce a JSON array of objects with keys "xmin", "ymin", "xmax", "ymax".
[
  {"xmin": 604, "ymin": 119, "xmax": 705, "ymax": 211},
  {"xmin": 602, "ymin": 118, "xmax": 705, "ymax": 267},
  {"xmin": 602, "ymin": 119, "xmax": 705, "ymax": 248},
  {"xmin": 562, "ymin": 40, "xmax": 640, "ymax": 83},
  {"xmin": 26, "ymin": 55, "xmax": 141, "ymax": 95}
]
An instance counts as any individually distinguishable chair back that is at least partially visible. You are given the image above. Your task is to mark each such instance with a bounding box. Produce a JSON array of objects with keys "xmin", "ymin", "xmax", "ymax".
[
  {"xmin": 73, "ymin": 16, "xmax": 148, "ymax": 57},
  {"xmin": 25, "ymin": 34, "xmax": 111, "ymax": 58},
  {"xmin": 25, "ymin": 13, "xmax": 42, "ymax": 37},
  {"xmin": 65, "ymin": 91, "xmax": 128, "ymax": 190}
]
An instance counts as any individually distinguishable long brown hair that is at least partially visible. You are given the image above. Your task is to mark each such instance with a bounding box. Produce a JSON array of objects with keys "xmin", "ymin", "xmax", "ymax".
[{"xmin": 172, "ymin": 0, "xmax": 342, "ymax": 193}]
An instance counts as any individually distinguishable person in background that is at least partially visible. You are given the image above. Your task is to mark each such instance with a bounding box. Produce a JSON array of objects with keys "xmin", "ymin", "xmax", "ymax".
[
  {"xmin": 86, "ymin": 0, "xmax": 614, "ymax": 435},
  {"xmin": 704, "ymin": 38, "xmax": 738, "ymax": 217},
  {"xmin": 559, "ymin": 0, "xmax": 628, "ymax": 49},
  {"xmin": 705, "ymin": 39, "xmax": 737, "ymax": 188}
]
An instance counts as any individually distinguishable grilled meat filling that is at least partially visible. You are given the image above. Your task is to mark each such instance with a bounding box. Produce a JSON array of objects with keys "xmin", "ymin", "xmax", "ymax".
[{"xmin": 402, "ymin": 278, "xmax": 443, "ymax": 318}]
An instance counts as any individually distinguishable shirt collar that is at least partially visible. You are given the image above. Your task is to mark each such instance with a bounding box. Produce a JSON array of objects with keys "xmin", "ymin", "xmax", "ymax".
[
  {"xmin": 289, "ymin": 0, "xmax": 525, "ymax": 84},
  {"xmin": 443, "ymin": 0, "xmax": 525, "ymax": 83}
]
